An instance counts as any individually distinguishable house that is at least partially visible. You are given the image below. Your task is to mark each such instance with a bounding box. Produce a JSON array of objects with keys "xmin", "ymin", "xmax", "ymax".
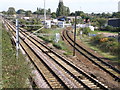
[
  {"xmin": 58, "ymin": 21, "xmax": 65, "ymax": 28},
  {"xmin": 67, "ymin": 16, "xmax": 81, "ymax": 22},
  {"xmin": 23, "ymin": 17, "xmax": 31, "ymax": 20}
]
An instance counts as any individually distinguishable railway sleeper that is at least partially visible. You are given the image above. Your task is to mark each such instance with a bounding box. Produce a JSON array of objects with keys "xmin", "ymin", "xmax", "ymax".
[
  {"xmin": 21, "ymin": 41, "xmax": 64, "ymax": 88},
  {"xmin": 47, "ymin": 51, "xmax": 107, "ymax": 89},
  {"xmin": 51, "ymin": 57, "xmax": 88, "ymax": 80},
  {"xmin": 15, "ymin": 25, "xmax": 109, "ymax": 88},
  {"xmin": 81, "ymin": 79, "xmax": 99, "ymax": 89},
  {"xmin": 44, "ymin": 50, "xmax": 51, "ymax": 53},
  {"xmin": 91, "ymin": 59, "xmax": 120, "ymax": 78},
  {"xmin": 92, "ymin": 59, "xmax": 101, "ymax": 64}
]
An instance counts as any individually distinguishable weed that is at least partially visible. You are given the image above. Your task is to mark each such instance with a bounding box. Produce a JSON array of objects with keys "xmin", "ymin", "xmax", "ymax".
[{"xmin": 2, "ymin": 27, "xmax": 31, "ymax": 88}]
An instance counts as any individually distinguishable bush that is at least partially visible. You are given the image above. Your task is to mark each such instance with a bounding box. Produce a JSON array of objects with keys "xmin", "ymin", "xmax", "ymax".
[
  {"xmin": 104, "ymin": 25, "xmax": 120, "ymax": 32},
  {"xmin": 99, "ymin": 37, "xmax": 108, "ymax": 43},
  {"xmin": 107, "ymin": 42, "xmax": 119, "ymax": 55},
  {"xmin": 51, "ymin": 25, "xmax": 58, "ymax": 28},
  {"xmin": 90, "ymin": 35, "xmax": 119, "ymax": 56},
  {"xmin": 53, "ymin": 43, "xmax": 62, "ymax": 49},
  {"xmin": 83, "ymin": 27, "xmax": 91, "ymax": 35},
  {"xmin": 38, "ymin": 36, "xmax": 53, "ymax": 43},
  {"xmin": 91, "ymin": 34, "xmax": 103, "ymax": 44},
  {"xmin": 108, "ymin": 37, "xmax": 117, "ymax": 42},
  {"xmin": 53, "ymin": 41, "xmax": 66, "ymax": 50}
]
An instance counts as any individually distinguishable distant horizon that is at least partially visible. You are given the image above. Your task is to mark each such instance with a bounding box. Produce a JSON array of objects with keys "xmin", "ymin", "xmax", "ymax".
[{"xmin": 0, "ymin": 0, "xmax": 120, "ymax": 13}]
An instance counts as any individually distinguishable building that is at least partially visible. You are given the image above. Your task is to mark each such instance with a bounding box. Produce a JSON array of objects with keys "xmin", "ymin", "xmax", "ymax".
[
  {"xmin": 58, "ymin": 21, "xmax": 65, "ymax": 28},
  {"xmin": 108, "ymin": 18, "xmax": 120, "ymax": 27},
  {"xmin": 67, "ymin": 16, "xmax": 81, "ymax": 23},
  {"xmin": 118, "ymin": 1, "xmax": 120, "ymax": 12}
]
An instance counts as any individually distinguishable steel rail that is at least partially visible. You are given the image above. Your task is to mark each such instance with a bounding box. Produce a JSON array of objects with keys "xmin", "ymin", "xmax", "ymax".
[
  {"xmin": 5, "ymin": 21, "xmax": 70, "ymax": 89},
  {"xmin": 62, "ymin": 28, "xmax": 120, "ymax": 82},
  {"xmin": 19, "ymin": 26, "xmax": 108, "ymax": 89}
]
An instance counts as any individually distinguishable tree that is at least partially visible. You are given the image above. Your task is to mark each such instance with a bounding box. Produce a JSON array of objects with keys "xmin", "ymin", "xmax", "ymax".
[
  {"xmin": 112, "ymin": 12, "xmax": 120, "ymax": 18},
  {"xmin": 40, "ymin": 9, "xmax": 44, "ymax": 15},
  {"xmin": 2, "ymin": 11, "xmax": 7, "ymax": 15},
  {"xmin": 56, "ymin": 1, "xmax": 64, "ymax": 16},
  {"xmin": 33, "ymin": 8, "xmax": 41, "ymax": 14},
  {"xmin": 97, "ymin": 18, "xmax": 107, "ymax": 29},
  {"xmin": 56, "ymin": 1, "xmax": 70, "ymax": 16},
  {"xmin": 51, "ymin": 12, "xmax": 57, "ymax": 18},
  {"xmin": 101, "ymin": 12, "xmax": 112, "ymax": 18},
  {"xmin": 75, "ymin": 11, "xmax": 84, "ymax": 16},
  {"xmin": 81, "ymin": 14, "xmax": 87, "ymax": 19},
  {"xmin": 25, "ymin": 10, "xmax": 32, "ymax": 17},
  {"xmin": 81, "ymin": 27, "xmax": 91, "ymax": 35},
  {"xmin": 70, "ymin": 12, "xmax": 75, "ymax": 16},
  {"xmin": 33, "ymin": 8, "xmax": 51, "ymax": 15},
  {"xmin": 17, "ymin": 9, "xmax": 25, "ymax": 14},
  {"xmin": 47, "ymin": 8, "xmax": 51, "ymax": 15},
  {"xmin": 66, "ymin": 7, "xmax": 70, "ymax": 16},
  {"xmin": 7, "ymin": 7, "xmax": 16, "ymax": 15}
]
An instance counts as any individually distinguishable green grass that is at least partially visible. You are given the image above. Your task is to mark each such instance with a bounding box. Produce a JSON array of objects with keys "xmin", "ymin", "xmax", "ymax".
[
  {"xmin": 93, "ymin": 30, "xmax": 118, "ymax": 34},
  {"xmin": 38, "ymin": 28, "xmax": 72, "ymax": 56},
  {"xmin": 39, "ymin": 28, "xmax": 62, "ymax": 34},
  {"xmin": 78, "ymin": 35, "xmax": 120, "ymax": 63},
  {"xmin": 2, "ymin": 26, "xmax": 31, "ymax": 88},
  {"xmin": 0, "ymin": 18, "xmax": 2, "ymax": 89}
]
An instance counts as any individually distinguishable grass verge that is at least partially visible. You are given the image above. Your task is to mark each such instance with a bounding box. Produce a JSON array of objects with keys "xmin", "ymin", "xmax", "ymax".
[
  {"xmin": 78, "ymin": 35, "xmax": 120, "ymax": 63},
  {"xmin": 2, "ymin": 24, "xmax": 31, "ymax": 88},
  {"xmin": 37, "ymin": 28, "xmax": 72, "ymax": 56},
  {"xmin": 0, "ymin": 17, "xmax": 2, "ymax": 89}
]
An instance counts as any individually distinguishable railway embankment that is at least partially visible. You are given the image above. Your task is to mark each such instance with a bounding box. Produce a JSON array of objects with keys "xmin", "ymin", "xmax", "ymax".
[{"xmin": 2, "ymin": 19, "xmax": 31, "ymax": 88}]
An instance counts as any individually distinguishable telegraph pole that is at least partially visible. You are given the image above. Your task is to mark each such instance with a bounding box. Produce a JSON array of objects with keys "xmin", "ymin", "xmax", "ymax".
[
  {"xmin": 16, "ymin": 18, "xmax": 19, "ymax": 57},
  {"xmin": 73, "ymin": 12, "xmax": 77, "ymax": 56}
]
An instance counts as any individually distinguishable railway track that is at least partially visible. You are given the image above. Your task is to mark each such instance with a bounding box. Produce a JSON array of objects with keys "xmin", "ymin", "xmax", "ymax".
[
  {"xmin": 20, "ymin": 25, "xmax": 109, "ymax": 89},
  {"xmin": 5, "ymin": 20, "xmax": 108, "ymax": 89},
  {"xmin": 5, "ymin": 21, "xmax": 68, "ymax": 89},
  {"xmin": 62, "ymin": 28, "xmax": 120, "ymax": 82}
]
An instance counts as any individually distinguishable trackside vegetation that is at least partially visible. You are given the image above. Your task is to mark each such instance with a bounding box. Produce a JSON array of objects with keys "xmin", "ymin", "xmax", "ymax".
[
  {"xmin": 37, "ymin": 28, "xmax": 72, "ymax": 55},
  {"xmin": 0, "ymin": 19, "xmax": 2, "ymax": 89},
  {"xmin": 78, "ymin": 32, "xmax": 120, "ymax": 63},
  {"xmin": 2, "ymin": 27, "xmax": 31, "ymax": 88},
  {"xmin": 90, "ymin": 35, "xmax": 120, "ymax": 57}
]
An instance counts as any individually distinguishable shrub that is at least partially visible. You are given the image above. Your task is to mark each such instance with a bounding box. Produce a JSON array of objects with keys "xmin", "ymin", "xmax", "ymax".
[
  {"xmin": 99, "ymin": 38, "xmax": 108, "ymax": 43},
  {"xmin": 83, "ymin": 27, "xmax": 91, "ymax": 35},
  {"xmin": 90, "ymin": 34, "xmax": 119, "ymax": 56},
  {"xmin": 53, "ymin": 43, "xmax": 62, "ymax": 49},
  {"xmin": 108, "ymin": 37, "xmax": 117, "ymax": 42},
  {"xmin": 51, "ymin": 25, "xmax": 58, "ymax": 28},
  {"xmin": 91, "ymin": 34, "xmax": 103, "ymax": 44},
  {"xmin": 104, "ymin": 25, "xmax": 120, "ymax": 32}
]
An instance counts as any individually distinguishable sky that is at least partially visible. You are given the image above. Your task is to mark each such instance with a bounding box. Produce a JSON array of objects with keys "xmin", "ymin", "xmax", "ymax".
[{"xmin": 0, "ymin": 0, "xmax": 120, "ymax": 13}]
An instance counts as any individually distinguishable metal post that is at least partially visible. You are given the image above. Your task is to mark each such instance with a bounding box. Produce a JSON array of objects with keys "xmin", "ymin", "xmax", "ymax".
[
  {"xmin": 118, "ymin": 32, "xmax": 120, "ymax": 42},
  {"xmin": 73, "ymin": 13, "xmax": 77, "ymax": 56},
  {"xmin": 16, "ymin": 18, "xmax": 19, "ymax": 57},
  {"xmin": 44, "ymin": 0, "xmax": 46, "ymax": 23}
]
